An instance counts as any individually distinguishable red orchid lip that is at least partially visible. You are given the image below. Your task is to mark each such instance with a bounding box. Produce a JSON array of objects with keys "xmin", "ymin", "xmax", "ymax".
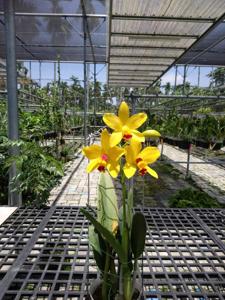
[
  {"xmin": 136, "ymin": 157, "xmax": 143, "ymax": 164},
  {"xmin": 98, "ymin": 165, "xmax": 105, "ymax": 172},
  {"xmin": 139, "ymin": 168, "xmax": 147, "ymax": 176},
  {"xmin": 123, "ymin": 134, "xmax": 132, "ymax": 140}
]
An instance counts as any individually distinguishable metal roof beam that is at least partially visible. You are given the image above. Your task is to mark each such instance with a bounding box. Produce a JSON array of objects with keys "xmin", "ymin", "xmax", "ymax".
[
  {"xmin": 0, "ymin": 12, "xmax": 107, "ymax": 18},
  {"xmin": 129, "ymin": 94, "xmax": 225, "ymax": 100},
  {"xmin": 110, "ymin": 76, "xmax": 157, "ymax": 79},
  {"xmin": 111, "ymin": 45, "xmax": 185, "ymax": 50},
  {"xmin": 112, "ymin": 15, "xmax": 215, "ymax": 23},
  {"xmin": 111, "ymin": 32, "xmax": 199, "ymax": 39},
  {"xmin": 110, "ymin": 63, "xmax": 169, "ymax": 67},
  {"xmin": 109, "ymin": 69, "xmax": 163, "ymax": 72},
  {"xmin": 109, "ymin": 84, "xmax": 148, "ymax": 87},
  {"xmin": 11, "ymin": 44, "xmax": 106, "ymax": 49},
  {"xmin": 109, "ymin": 80, "xmax": 153, "ymax": 82},
  {"xmin": 111, "ymin": 55, "xmax": 177, "ymax": 59}
]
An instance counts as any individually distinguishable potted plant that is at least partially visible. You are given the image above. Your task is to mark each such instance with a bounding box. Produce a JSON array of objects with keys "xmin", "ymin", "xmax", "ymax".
[
  {"xmin": 195, "ymin": 115, "xmax": 224, "ymax": 150},
  {"xmin": 81, "ymin": 101, "xmax": 160, "ymax": 300}
]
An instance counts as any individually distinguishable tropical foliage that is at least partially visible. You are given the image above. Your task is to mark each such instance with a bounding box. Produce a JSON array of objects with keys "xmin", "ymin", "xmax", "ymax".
[
  {"xmin": 147, "ymin": 112, "xmax": 225, "ymax": 148},
  {"xmin": 169, "ymin": 188, "xmax": 222, "ymax": 208}
]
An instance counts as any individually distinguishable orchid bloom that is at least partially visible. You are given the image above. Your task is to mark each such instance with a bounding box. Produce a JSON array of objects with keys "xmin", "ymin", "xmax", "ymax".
[
  {"xmin": 124, "ymin": 140, "xmax": 160, "ymax": 179},
  {"xmin": 82, "ymin": 129, "xmax": 124, "ymax": 178},
  {"xmin": 103, "ymin": 101, "xmax": 147, "ymax": 147}
]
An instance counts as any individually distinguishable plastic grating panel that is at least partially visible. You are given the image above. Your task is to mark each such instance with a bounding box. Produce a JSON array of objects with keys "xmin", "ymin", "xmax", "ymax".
[
  {"xmin": 0, "ymin": 208, "xmax": 49, "ymax": 281},
  {"xmin": 191, "ymin": 209, "xmax": 225, "ymax": 243},
  {"xmin": 0, "ymin": 207, "xmax": 225, "ymax": 299}
]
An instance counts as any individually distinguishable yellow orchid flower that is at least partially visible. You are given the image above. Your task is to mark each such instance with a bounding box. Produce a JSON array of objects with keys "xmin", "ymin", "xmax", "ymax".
[
  {"xmin": 123, "ymin": 140, "xmax": 160, "ymax": 179},
  {"xmin": 82, "ymin": 129, "xmax": 124, "ymax": 178},
  {"xmin": 103, "ymin": 101, "xmax": 147, "ymax": 147}
]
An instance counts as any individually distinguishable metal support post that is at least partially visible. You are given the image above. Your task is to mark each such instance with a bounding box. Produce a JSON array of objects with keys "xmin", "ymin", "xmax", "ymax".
[
  {"xmin": 129, "ymin": 91, "xmax": 136, "ymax": 194},
  {"xmin": 54, "ymin": 62, "xmax": 56, "ymax": 84},
  {"xmin": 39, "ymin": 61, "xmax": 41, "ymax": 87},
  {"xmin": 4, "ymin": 0, "xmax": 22, "ymax": 206},
  {"xmin": 83, "ymin": 17, "xmax": 88, "ymax": 145},
  {"xmin": 185, "ymin": 143, "xmax": 191, "ymax": 179},
  {"xmin": 82, "ymin": 5, "xmax": 90, "ymax": 205},
  {"xmin": 87, "ymin": 63, "xmax": 90, "ymax": 120},
  {"xmin": 131, "ymin": 91, "xmax": 135, "ymax": 115},
  {"xmin": 82, "ymin": 2, "xmax": 90, "ymax": 291},
  {"xmin": 198, "ymin": 66, "xmax": 200, "ymax": 87},
  {"xmin": 174, "ymin": 65, "xmax": 178, "ymax": 92},
  {"xmin": 160, "ymin": 138, "xmax": 164, "ymax": 160},
  {"xmin": 29, "ymin": 61, "xmax": 32, "ymax": 106},
  {"xmin": 183, "ymin": 65, "xmax": 187, "ymax": 95},
  {"xmin": 93, "ymin": 63, "xmax": 97, "ymax": 125}
]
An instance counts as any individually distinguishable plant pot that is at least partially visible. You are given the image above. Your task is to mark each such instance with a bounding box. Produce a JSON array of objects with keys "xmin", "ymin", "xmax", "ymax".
[
  {"xmin": 177, "ymin": 140, "xmax": 190, "ymax": 150},
  {"xmin": 194, "ymin": 139, "xmax": 210, "ymax": 149},
  {"xmin": 165, "ymin": 136, "xmax": 176, "ymax": 146},
  {"xmin": 87, "ymin": 279, "xmax": 144, "ymax": 300},
  {"xmin": 209, "ymin": 141, "xmax": 223, "ymax": 151},
  {"xmin": 163, "ymin": 136, "xmax": 168, "ymax": 143}
]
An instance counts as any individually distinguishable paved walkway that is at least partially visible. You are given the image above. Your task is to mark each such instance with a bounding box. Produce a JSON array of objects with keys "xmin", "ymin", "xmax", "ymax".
[
  {"xmin": 161, "ymin": 144, "xmax": 225, "ymax": 202},
  {"xmin": 48, "ymin": 141, "xmax": 225, "ymax": 207},
  {"xmin": 48, "ymin": 152, "xmax": 100, "ymax": 206}
]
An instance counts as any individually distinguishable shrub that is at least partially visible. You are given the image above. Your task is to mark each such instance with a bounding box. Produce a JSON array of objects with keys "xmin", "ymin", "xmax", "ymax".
[{"xmin": 169, "ymin": 188, "xmax": 222, "ymax": 208}]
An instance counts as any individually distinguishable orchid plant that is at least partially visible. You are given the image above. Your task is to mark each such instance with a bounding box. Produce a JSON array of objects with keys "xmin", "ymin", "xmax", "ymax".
[{"xmin": 81, "ymin": 101, "xmax": 160, "ymax": 300}]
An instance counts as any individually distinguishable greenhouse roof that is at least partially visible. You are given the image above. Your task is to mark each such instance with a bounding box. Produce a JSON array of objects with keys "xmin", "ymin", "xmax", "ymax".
[
  {"xmin": 0, "ymin": 0, "xmax": 107, "ymax": 63},
  {"xmin": 177, "ymin": 20, "xmax": 225, "ymax": 66},
  {"xmin": 107, "ymin": 0, "xmax": 225, "ymax": 87},
  {"xmin": 1, "ymin": 1, "xmax": 225, "ymax": 85}
]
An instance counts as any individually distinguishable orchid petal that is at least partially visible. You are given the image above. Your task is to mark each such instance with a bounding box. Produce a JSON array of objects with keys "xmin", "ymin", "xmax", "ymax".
[
  {"xmin": 125, "ymin": 141, "xmax": 140, "ymax": 165},
  {"xmin": 143, "ymin": 129, "xmax": 161, "ymax": 138},
  {"xmin": 103, "ymin": 113, "xmax": 122, "ymax": 131},
  {"xmin": 131, "ymin": 130, "xmax": 145, "ymax": 143},
  {"xmin": 82, "ymin": 145, "xmax": 102, "ymax": 160},
  {"xmin": 146, "ymin": 166, "xmax": 158, "ymax": 179},
  {"xmin": 123, "ymin": 163, "xmax": 136, "ymax": 179},
  {"xmin": 110, "ymin": 131, "xmax": 123, "ymax": 147},
  {"xmin": 86, "ymin": 159, "xmax": 100, "ymax": 173},
  {"xmin": 101, "ymin": 129, "xmax": 110, "ymax": 152},
  {"xmin": 108, "ymin": 146, "xmax": 125, "ymax": 162},
  {"xmin": 118, "ymin": 101, "xmax": 129, "ymax": 124},
  {"xmin": 107, "ymin": 163, "xmax": 120, "ymax": 178},
  {"xmin": 126, "ymin": 113, "xmax": 147, "ymax": 129},
  {"xmin": 139, "ymin": 147, "xmax": 160, "ymax": 164}
]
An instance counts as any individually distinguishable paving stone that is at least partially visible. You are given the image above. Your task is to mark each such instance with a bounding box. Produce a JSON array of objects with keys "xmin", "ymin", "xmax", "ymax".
[{"xmin": 48, "ymin": 156, "xmax": 100, "ymax": 206}]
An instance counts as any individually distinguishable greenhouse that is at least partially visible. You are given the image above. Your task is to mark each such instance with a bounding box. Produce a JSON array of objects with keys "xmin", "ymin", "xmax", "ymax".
[{"xmin": 0, "ymin": 0, "xmax": 225, "ymax": 299}]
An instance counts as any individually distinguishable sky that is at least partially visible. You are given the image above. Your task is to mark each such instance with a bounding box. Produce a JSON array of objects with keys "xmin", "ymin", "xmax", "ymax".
[{"xmin": 24, "ymin": 61, "xmax": 213, "ymax": 89}]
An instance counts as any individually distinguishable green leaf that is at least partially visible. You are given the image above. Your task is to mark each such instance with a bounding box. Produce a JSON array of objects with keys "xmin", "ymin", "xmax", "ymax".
[
  {"xmin": 89, "ymin": 226, "xmax": 106, "ymax": 272},
  {"xmin": 131, "ymin": 212, "xmax": 146, "ymax": 259},
  {"xmin": 97, "ymin": 173, "xmax": 118, "ymax": 233},
  {"xmin": 81, "ymin": 208, "xmax": 126, "ymax": 263}
]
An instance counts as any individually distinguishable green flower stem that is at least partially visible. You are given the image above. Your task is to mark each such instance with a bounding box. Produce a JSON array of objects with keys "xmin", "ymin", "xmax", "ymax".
[
  {"xmin": 121, "ymin": 170, "xmax": 128, "ymax": 256},
  {"xmin": 102, "ymin": 245, "xmax": 110, "ymax": 299},
  {"xmin": 121, "ymin": 170, "xmax": 132, "ymax": 300}
]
